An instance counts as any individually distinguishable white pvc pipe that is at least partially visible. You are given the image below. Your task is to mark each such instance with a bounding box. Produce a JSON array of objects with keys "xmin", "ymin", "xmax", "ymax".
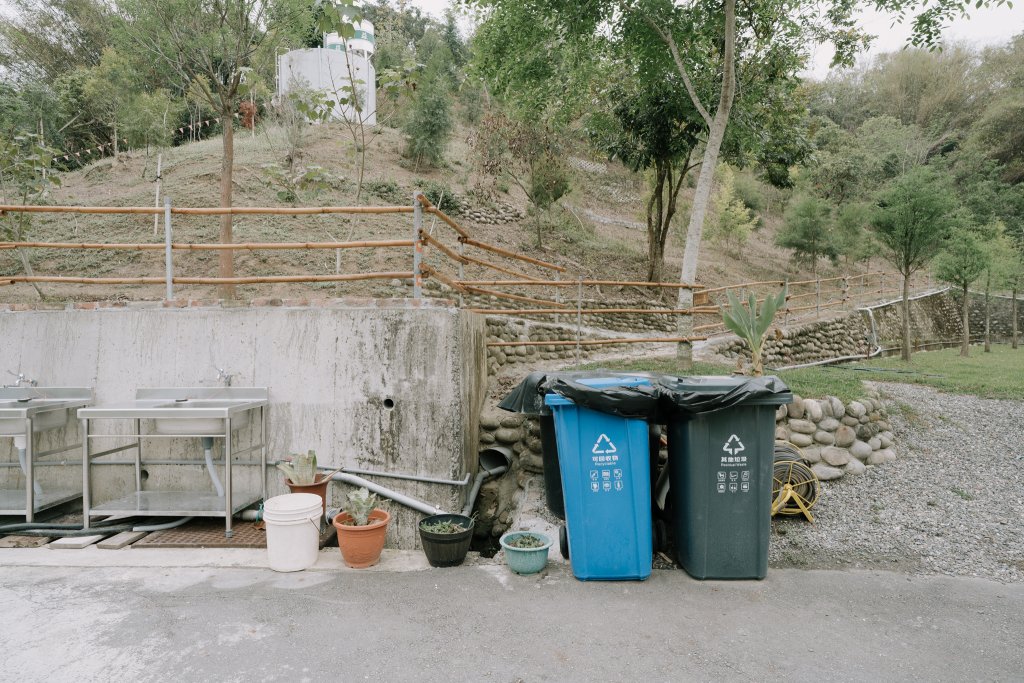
[
  {"xmin": 16, "ymin": 448, "xmax": 42, "ymax": 497},
  {"xmin": 204, "ymin": 447, "xmax": 225, "ymax": 497},
  {"xmin": 133, "ymin": 516, "xmax": 193, "ymax": 532}
]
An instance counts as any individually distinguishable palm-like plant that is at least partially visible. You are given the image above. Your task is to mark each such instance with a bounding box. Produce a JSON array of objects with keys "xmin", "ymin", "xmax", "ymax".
[{"xmin": 720, "ymin": 285, "xmax": 788, "ymax": 376}]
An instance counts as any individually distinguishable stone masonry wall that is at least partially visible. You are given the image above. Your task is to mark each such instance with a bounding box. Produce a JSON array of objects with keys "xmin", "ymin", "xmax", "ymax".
[
  {"xmin": 775, "ymin": 386, "xmax": 897, "ymax": 482},
  {"xmin": 709, "ymin": 312, "xmax": 871, "ymax": 367}
]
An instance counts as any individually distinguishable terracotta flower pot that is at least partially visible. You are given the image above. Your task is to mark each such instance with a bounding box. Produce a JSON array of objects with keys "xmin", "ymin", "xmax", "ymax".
[
  {"xmin": 333, "ymin": 509, "xmax": 391, "ymax": 568},
  {"xmin": 285, "ymin": 476, "xmax": 330, "ymax": 517}
]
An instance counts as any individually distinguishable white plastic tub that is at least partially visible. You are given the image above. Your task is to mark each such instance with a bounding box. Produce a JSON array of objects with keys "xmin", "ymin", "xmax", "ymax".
[{"xmin": 263, "ymin": 493, "xmax": 322, "ymax": 572}]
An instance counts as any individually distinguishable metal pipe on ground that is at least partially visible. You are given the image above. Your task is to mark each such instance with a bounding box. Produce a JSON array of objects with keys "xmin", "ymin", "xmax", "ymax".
[{"xmin": 462, "ymin": 447, "xmax": 512, "ymax": 517}]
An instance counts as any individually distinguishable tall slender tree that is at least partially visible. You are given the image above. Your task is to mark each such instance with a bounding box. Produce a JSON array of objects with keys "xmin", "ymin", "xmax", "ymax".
[{"xmin": 871, "ymin": 167, "xmax": 959, "ymax": 360}]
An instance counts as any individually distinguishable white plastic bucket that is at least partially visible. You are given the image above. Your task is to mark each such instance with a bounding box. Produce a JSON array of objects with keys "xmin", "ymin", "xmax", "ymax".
[{"xmin": 263, "ymin": 493, "xmax": 323, "ymax": 572}]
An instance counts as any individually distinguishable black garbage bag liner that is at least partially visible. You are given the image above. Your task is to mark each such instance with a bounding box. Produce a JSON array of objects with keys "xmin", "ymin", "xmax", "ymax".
[
  {"xmin": 498, "ymin": 370, "xmax": 791, "ymax": 421},
  {"xmin": 653, "ymin": 375, "xmax": 792, "ymax": 416},
  {"xmin": 497, "ymin": 370, "xmax": 656, "ymax": 416},
  {"xmin": 541, "ymin": 376, "xmax": 664, "ymax": 420}
]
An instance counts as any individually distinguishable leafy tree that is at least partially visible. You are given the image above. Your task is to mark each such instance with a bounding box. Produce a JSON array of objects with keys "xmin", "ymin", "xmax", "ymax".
[
  {"xmin": 0, "ymin": 0, "xmax": 116, "ymax": 82},
  {"xmin": 0, "ymin": 133, "xmax": 60, "ymax": 299},
  {"xmin": 403, "ymin": 72, "xmax": 454, "ymax": 169},
  {"xmin": 871, "ymin": 166, "xmax": 959, "ymax": 360},
  {"xmin": 980, "ymin": 224, "xmax": 1019, "ymax": 351},
  {"xmin": 776, "ymin": 196, "xmax": 839, "ymax": 275},
  {"xmin": 833, "ymin": 203, "xmax": 878, "ymax": 269},
  {"xmin": 934, "ymin": 227, "xmax": 990, "ymax": 357},
  {"xmin": 118, "ymin": 0, "xmax": 308, "ymax": 297},
  {"xmin": 593, "ymin": 79, "xmax": 701, "ymax": 282},
  {"xmin": 469, "ymin": 112, "xmax": 569, "ymax": 247},
  {"xmin": 81, "ymin": 48, "xmax": 139, "ymax": 157},
  {"xmin": 708, "ymin": 165, "xmax": 757, "ymax": 254}
]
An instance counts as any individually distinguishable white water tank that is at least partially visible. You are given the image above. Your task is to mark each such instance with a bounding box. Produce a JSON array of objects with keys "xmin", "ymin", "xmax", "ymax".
[{"xmin": 276, "ymin": 21, "xmax": 376, "ymax": 125}]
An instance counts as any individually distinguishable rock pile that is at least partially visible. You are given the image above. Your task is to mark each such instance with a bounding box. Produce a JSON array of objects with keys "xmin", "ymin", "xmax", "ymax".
[
  {"xmin": 462, "ymin": 202, "xmax": 524, "ymax": 225},
  {"xmin": 775, "ymin": 387, "xmax": 897, "ymax": 482}
]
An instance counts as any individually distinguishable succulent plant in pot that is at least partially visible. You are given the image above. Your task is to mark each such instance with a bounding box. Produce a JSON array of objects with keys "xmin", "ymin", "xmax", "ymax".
[
  {"xmin": 499, "ymin": 531, "xmax": 553, "ymax": 575},
  {"xmin": 332, "ymin": 487, "xmax": 391, "ymax": 568},
  {"xmin": 418, "ymin": 513, "xmax": 475, "ymax": 567},
  {"xmin": 276, "ymin": 450, "xmax": 332, "ymax": 516}
]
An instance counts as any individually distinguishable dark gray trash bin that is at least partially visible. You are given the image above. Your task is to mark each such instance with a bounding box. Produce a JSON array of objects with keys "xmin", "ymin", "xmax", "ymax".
[{"xmin": 659, "ymin": 375, "xmax": 793, "ymax": 580}]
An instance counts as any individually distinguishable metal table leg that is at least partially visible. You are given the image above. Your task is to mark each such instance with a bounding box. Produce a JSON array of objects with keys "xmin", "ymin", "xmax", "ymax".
[
  {"xmin": 224, "ymin": 418, "xmax": 233, "ymax": 538},
  {"xmin": 24, "ymin": 418, "xmax": 33, "ymax": 523},
  {"xmin": 81, "ymin": 418, "xmax": 91, "ymax": 529}
]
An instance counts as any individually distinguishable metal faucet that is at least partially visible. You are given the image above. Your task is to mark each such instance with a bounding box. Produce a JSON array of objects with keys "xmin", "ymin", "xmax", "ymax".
[
  {"xmin": 215, "ymin": 368, "xmax": 234, "ymax": 387},
  {"xmin": 5, "ymin": 371, "xmax": 37, "ymax": 388}
]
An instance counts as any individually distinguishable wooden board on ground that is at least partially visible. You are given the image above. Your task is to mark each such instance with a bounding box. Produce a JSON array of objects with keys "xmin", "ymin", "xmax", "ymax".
[
  {"xmin": 48, "ymin": 534, "xmax": 106, "ymax": 549},
  {"xmin": 97, "ymin": 531, "xmax": 148, "ymax": 550}
]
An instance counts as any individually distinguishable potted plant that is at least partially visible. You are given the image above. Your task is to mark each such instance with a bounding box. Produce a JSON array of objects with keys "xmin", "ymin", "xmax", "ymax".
[
  {"xmin": 418, "ymin": 513, "xmax": 475, "ymax": 567},
  {"xmin": 499, "ymin": 530, "xmax": 553, "ymax": 575},
  {"xmin": 276, "ymin": 450, "xmax": 340, "ymax": 517},
  {"xmin": 332, "ymin": 487, "xmax": 391, "ymax": 568}
]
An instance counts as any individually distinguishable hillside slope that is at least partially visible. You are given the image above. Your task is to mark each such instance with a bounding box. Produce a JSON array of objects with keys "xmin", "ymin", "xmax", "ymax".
[{"xmin": 0, "ymin": 120, "xmax": 864, "ymax": 304}]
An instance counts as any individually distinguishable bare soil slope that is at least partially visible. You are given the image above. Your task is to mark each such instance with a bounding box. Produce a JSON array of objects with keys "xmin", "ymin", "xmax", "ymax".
[{"xmin": 0, "ymin": 121, "xmax": 854, "ymax": 304}]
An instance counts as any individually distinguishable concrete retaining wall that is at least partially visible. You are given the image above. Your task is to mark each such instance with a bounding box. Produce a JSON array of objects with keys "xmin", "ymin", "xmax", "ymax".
[{"xmin": 0, "ymin": 299, "xmax": 487, "ymax": 549}]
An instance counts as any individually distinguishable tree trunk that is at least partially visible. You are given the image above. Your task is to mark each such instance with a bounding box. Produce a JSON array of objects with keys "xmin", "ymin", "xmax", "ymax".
[
  {"xmin": 901, "ymin": 273, "xmax": 912, "ymax": 361},
  {"xmin": 646, "ymin": 162, "xmax": 667, "ymax": 283},
  {"xmin": 219, "ymin": 105, "xmax": 236, "ymax": 299},
  {"xmin": 1013, "ymin": 287, "xmax": 1019, "ymax": 350},
  {"xmin": 674, "ymin": 0, "xmax": 737, "ymax": 367},
  {"xmin": 961, "ymin": 283, "xmax": 970, "ymax": 358},
  {"xmin": 113, "ymin": 120, "xmax": 118, "ymax": 158}
]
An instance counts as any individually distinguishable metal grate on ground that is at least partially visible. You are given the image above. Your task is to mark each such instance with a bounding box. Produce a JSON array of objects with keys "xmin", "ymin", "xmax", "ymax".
[
  {"xmin": 133, "ymin": 520, "xmax": 268, "ymax": 548},
  {"xmin": 132, "ymin": 519, "xmax": 337, "ymax": 549}
]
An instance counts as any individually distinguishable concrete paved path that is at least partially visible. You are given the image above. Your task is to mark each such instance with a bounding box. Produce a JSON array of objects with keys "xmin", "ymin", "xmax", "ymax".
[{"xmin": 1, "ymin": 550, "xmax": 1021, "ymax": 682}]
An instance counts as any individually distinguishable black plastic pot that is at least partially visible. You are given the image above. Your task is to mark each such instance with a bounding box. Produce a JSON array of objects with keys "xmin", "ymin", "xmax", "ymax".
[{"xmin": 418, "ymin": 514, "xmax": 475, "ymax": 567}]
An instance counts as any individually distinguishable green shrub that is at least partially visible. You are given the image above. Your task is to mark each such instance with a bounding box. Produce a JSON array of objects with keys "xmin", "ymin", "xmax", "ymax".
[
  {"xmin": 732, "ymin": 171, "xmax": 766, "ymax": 214},
  {"xmin": 403, "ymin": 85, "xmax": 452, "ymax": 168},
  {"xmin": 365, "ymin": 179, "xmax": 405, "ymax": 204},
  {"xmin": 417, "ymin": 179, "xmax": 461, "ymax": 215}
]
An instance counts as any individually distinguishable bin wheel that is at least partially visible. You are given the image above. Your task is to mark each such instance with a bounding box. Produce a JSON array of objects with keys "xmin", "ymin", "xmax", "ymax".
[
  {"xmin": 653, "ymin": 519, "xmax": 668, "ymax": 553},
  {"xmin": 559, "ymin": 524, "xmax": 569, "ymax": 559}
]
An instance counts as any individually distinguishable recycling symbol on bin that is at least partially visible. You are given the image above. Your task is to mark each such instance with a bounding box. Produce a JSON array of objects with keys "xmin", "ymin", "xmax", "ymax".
[
  {"xmin": 592, "ymin": 434, "xmax": 617, "ymax": 455},
  {"xmin": 723, "ymin": 434, "xmax": 745, "ymax": 456}
]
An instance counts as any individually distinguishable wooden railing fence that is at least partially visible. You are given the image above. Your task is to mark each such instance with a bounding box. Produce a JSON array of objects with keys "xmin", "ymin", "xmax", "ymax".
[{"xmin": 0, "ymin": 194, "xmax": 940, "ymax": 351}]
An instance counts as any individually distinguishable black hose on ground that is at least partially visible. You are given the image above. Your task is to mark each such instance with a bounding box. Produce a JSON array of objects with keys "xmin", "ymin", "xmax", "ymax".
[
  {"xmin": 0, "ymin": 516, "xmax": 144, "ymax": 535},
  {"xmin": 0, "ymin": 525, "xmax": 137, "ymax": 537}
]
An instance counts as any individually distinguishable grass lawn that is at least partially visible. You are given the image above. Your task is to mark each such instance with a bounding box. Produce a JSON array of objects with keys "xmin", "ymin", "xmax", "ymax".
[
  {"xmin": 587, "ymin": 344, "xmax": 1024, "ymax": 401},
  {"xmin": 850, "ymin": 345, "xmax": 1024, "ymax": 400}
]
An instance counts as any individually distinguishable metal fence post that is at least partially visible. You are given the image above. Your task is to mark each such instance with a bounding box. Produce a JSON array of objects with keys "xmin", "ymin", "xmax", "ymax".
[
  {"xmin": 842, "ymin": 276, "xmax": 849, "ymax": 310},
  {"xmin": 412, "ymin": 193, "xmax": 423, "ymax": 299},
  {"xmin": 575, "ymin": 276, "xmax": 583, "ymax": 367},
  {"xmin": 163, "ymin": 197, "xmax": 173, "ymax": 301}
]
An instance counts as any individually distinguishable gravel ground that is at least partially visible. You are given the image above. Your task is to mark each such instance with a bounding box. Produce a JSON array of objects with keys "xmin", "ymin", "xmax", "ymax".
[{"xmin": 770, "ymin": 381, "xmax": 1024, "ymax": 582}]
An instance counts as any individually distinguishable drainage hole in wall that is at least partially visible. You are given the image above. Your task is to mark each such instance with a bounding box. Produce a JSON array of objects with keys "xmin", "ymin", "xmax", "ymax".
[
  {"xmin": 383, "ymin": 398, "xmax": 395, "ymax": 409},
  {"xmin": 140, "ymin": 469, "xmax": 150, "ymax": 481}
]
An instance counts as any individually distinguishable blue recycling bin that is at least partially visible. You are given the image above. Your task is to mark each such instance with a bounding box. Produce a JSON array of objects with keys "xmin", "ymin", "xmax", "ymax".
[{"xmin": 544, "ymin": 377, "xmax": 653, "ymax": 581}]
